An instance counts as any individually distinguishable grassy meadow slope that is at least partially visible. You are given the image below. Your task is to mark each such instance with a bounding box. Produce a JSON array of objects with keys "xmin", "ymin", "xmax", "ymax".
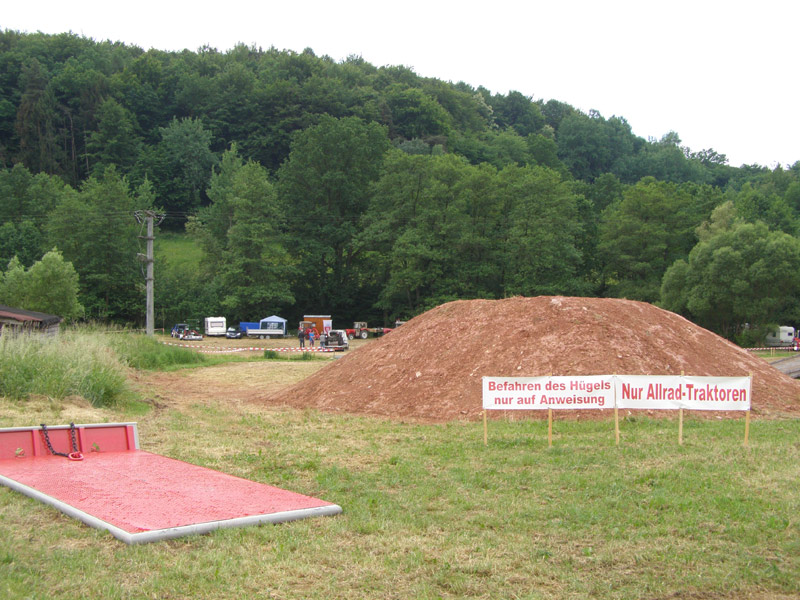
[{"xmin": 0, "ymin": 331, "xmax": 799, "ymax": 599}]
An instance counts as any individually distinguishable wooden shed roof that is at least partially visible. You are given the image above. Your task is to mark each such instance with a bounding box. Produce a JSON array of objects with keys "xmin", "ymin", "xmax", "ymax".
[{"xmin": 0, "ymin": 305, "xmax": 62, "ymax": 327}]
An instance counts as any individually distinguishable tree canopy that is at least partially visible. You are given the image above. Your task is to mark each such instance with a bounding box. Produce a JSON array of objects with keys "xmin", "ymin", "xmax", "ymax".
[
  {"xmin": 661, "ymin": 214, "xmax": 800, "ymax": 338},
  {"xmin": 1, "ymin": 30, "xmax": 798, "ymax": 341},
  {"xmin": 0, "ymin": 249, "xmax": 83, "ymax": 320}
]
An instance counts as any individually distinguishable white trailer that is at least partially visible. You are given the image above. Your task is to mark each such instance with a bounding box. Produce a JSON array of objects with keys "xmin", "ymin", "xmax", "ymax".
[
  {"xmin": 765, "ymin": 326, "xmax": 795, "ymax": 347},
  {"xmin": 204, "ymin": 316, "xmax": 227, "ymax": 337}
]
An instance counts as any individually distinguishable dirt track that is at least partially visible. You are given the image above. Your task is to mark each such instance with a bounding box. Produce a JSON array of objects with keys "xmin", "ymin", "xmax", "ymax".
[
  {"xmin": 135, "ymin": 360, "xmax": 329, "ymax": 411},
  {"xmin": 135, "ymin": 298, "xmax": 800, "ymax": 424},
  {"xmin": 770, "ymin": 354, "xmax": 800, "ymax": 378}
]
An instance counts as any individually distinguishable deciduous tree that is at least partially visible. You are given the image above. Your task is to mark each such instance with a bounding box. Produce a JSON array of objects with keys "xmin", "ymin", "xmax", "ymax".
[
  {"xmin": 598, "ymin": 178, "xmax": 712, "ymax": 302},
  {"xmin": 47, "ymin": 167, "xmax": 149, "ymax": 321},
  {"xmin": 136, "ymin": 117, "xmax": 216, "ymax": 227},
  {"xmin": 86, "ymin": 97, "xmax": 142, "ymax": 176},
  {"xmin": 497, "ymin": 165, "xmax": 586, "ymax": 296},
  {"xmin": 277, "ymin": 116, "xmax": 390, "ymax": 312},
  {"xmin": 661, "ymin": 219, "xmax": 800, "ymax": 338},
  {"xmin": 191, "ymin": 146, "xmax": 294, "ymax": 321},
  {"xmin": 0, "ymin": 249, "xmax": 83, "ymax": 320}
]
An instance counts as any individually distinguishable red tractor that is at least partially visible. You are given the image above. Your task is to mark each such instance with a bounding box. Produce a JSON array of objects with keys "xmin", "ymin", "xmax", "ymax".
[{"xmin": 345, "ymin": 321, "xmax": 393, "ymax": 340}]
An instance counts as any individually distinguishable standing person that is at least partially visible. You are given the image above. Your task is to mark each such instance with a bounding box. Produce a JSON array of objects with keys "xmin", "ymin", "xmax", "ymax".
[
  {"xmin": 297, "ymin": 325, "xmax": 305, "ymax": 348},
  {"xmin": 309, "ymin": 328, "xmax": 316, "ymax": 347}
]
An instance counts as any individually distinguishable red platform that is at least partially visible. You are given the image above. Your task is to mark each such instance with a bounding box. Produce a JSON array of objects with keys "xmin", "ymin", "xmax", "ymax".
[{"xmin": 0, "ymin": 423, "xmax": 341, "ymax": 544}]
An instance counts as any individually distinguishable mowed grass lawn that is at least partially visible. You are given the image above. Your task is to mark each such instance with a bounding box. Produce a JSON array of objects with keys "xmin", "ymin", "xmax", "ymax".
[{"xmin": 1, "ymin": 360, "xmax": 799, "ymax": 599}]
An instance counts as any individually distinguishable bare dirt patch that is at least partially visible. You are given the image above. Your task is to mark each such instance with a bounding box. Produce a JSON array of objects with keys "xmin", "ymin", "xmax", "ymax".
[
  {"xmin": 133, "ymin": 361, "xmax": 328, "ymax": 411},
  {"xmin": 257, "ymin": 296, "xmax": 800, "ymax": 423}
]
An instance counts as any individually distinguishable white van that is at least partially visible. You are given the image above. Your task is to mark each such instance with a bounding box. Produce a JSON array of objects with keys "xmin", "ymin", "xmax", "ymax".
[
  {"xmin": 204, "ymin": 317, "xmax": 227, "ymax": 337},
  {"xmin": 765, "ymin": 326, "xmax": 795, "ymax": 347}
]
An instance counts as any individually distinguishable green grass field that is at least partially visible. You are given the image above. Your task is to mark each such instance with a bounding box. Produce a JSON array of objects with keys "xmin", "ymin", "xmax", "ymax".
[
  {"xmin": 1, "ymin": 335, "xmax": 799, "ymax": 599},
  {"xmin": 155, "ymin": 231, "xmax": 203, "ymax": 272}
]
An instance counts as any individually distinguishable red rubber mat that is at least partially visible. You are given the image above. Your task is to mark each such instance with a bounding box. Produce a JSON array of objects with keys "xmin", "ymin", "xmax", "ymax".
[{"xmin": 0, "ymin": 425, "xmax": 341, "ymax": 544}]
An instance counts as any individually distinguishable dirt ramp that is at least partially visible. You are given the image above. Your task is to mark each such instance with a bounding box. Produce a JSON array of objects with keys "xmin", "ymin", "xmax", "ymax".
[{"xmin": 263, "ymin": 297, "xmax": 800, "ymax": 422}]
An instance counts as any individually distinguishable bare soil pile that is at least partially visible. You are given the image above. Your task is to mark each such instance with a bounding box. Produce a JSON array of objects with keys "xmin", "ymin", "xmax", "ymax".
[{"xmin": 264, "ymin": 296, "xmax": 800, "ymax": 422}]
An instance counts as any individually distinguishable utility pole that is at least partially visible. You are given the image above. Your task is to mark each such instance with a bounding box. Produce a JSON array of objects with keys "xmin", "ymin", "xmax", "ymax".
[{"xmin": 135, "ymin": 210, "xmax": 164, "ymax": 336}]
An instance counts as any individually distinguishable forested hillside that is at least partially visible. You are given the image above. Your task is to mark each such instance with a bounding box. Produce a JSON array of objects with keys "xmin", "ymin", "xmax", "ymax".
[{"xmin": 1, "ymin": 30, "xmax": 799, "ymax": 342}]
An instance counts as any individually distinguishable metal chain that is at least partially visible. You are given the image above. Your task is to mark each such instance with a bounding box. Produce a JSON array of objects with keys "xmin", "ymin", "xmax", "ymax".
[
  {"xmin": 70, "ymin": 424, "xmax": 79, "ymax": 455},
  {"xmin": 40, "ymin": 423, "xmax": 80, "ymax": 458}
]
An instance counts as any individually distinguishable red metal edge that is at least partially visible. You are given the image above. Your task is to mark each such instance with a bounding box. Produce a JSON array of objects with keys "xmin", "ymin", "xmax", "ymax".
[
  {"xmin": 0, "ymin": 423, "xmax": 139, "ymax": 460},
  {"xmin": 0, "ymin": 469, "xmax": 342, "ymax": 545}
]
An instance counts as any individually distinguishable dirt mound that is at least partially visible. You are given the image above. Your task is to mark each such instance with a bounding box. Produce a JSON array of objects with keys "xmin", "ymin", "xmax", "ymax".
[{"xmin": 263, "ymin": 296, "xmax": 800, "ymax": 422}]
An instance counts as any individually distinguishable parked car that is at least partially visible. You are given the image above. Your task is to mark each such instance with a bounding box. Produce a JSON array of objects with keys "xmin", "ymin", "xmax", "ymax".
[
  {"xmin": 171, "ymin": 323, "xmax": 188, "ymax": 338},
  {"xmin": 226, "ymin": 327, "xmax": 243, "ymax": 339},
  {"xmin": 321, "ymin": 329, "xmax": 349, "ymax": 351}
]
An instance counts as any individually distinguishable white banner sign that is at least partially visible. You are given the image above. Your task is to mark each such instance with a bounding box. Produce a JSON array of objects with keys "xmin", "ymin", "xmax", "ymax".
[
  {"xmin": 483, "ymin": 375, "xmax": 751, "ymax": 412},
  {"xmin": 482, "ymin": 376, "xmax": 614, "ymax": 410},
  {"xmin": 615, "ymin": 375, "xmax": 751, "ymax": 411}
]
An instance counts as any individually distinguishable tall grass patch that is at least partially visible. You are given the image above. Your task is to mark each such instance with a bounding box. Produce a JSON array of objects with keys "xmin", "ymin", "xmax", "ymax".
[
  {"xmin": 0, "ymin": 330, "xmax": 206, "ymax": 406},
  {"xmin": 0, "ymin": 332, "xmax": 126, "ymax": 406},
  {"xmin": 263, "ymin": 349, "xmax": 324, "ymax": 361},
  {"xmin": 108, "ymin": 333, "xmax": 207, "ymax": 370}
]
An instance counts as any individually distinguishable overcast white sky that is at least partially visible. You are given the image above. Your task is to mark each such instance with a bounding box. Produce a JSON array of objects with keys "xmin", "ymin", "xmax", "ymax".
[{"xmin": 4, "ymin": 1, "xmax": 798, "ymax": 168}]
